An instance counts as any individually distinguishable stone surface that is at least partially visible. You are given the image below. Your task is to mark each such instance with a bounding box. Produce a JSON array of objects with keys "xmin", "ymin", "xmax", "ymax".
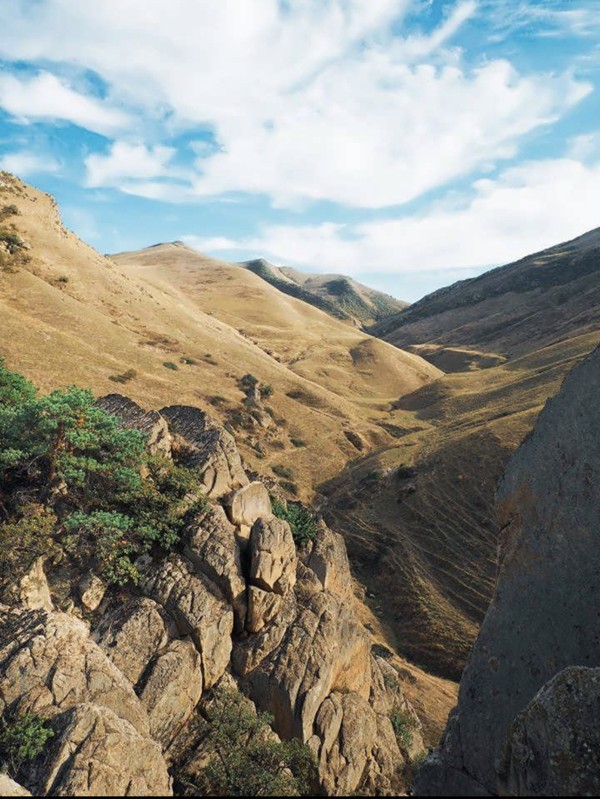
[
  {"xmin": 142, "ymin": 554, "xmax": 233, "ymax": 688},
  {"xmin": 78, "ymin": 573, "xmax": 106, "ymax": 612},
  {"xmin": 140, "ymin": 638, "xmax": 203, "ymax": 750},
  {"xmin": 94, "ymin": 597, "xmax": 170, "ymax": 685},
  {"xmin": 500, "ymin": 667, "xmax": 600, "ymax": 797},
  {"xmin": 17, "ymin": 557, "xmax": 53, "ymax": 611},
  {"xmin": 416, "ymin": 346, "xmax": 600, "ymax": 796},
  {"xmin": 184, "ymin": 504, "xmax": 247, "ymax": 632},
  {"xmin": 0, "ymin": 608, "xmax": 148, "ymax": 735},
  {"xmin": 246, "ymin": 586, "xmax": 282, "ymax": 634},
  {"xmin": 245, "ymin": 591, "xmax": 371, "ymax": 741},
  {"xmin": 161, "ymin": 405, "xmax": 249, "ymax": 498},
  {"xmin": 38, "ymin": 704, "xmax": 171, "ymax": 797},
  {"xmin": 249, "ymin": 517, "xmax": 296, "ymax": 596},
  {"xmin": 224, "ymin": 481, "xmax": 272, "ymax": 539},
  {"xmin": 96, "ymin": 394, "xmax": 172, "ymax": 458},
  {"xmin": 0, "ymin": 776, "xmax": 31, "ymax": 796},
  {"xmin": 305, "ymin": 524, "xmax": 353, "ymax": 598},
  {"xmin": 232, "ymin": 591, "xmax": 298, "ymax": 677}
]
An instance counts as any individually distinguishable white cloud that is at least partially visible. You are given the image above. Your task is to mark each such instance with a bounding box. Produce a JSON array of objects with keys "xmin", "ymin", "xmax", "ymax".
[
  {"xmin": 189, "ymin": 158, "xmax": 600, "ymax": 273},
  {"xmin": 0, "ymin": 1, "xmax": 592, "ymax": 207},
  {"xmin": 85, "ymin": 142, "xmax": 178, "ymax": 187},
  {"xmin": 0, "ymin": 71, "xmax": 130, "ymax": 136},
  {"xmin": 0, "ymin": 149, "xmax": 59, "ymax": 176}
]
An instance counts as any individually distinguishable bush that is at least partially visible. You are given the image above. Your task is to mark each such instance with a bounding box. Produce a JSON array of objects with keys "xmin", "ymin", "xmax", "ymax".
[
  {"xmin": 195, "ymin": 688, "xmax": 316, "ymax": 796},
  {"xmin": 180, "ymin": 357, "xmax": 198, "ymax": 365},
  {"xmin": 109, "ymin": 368, "xmax": 137, "ymax": 384},
  {"xmin": 271, "ymin": 498, "xmax": 317, "ymax": 546},
  {"xmin": 259, "ymin": 384, "xmax": 274, "ymax": 399},
  {"xmin": 163, "ymin": 361, "xmax": 178, "ymax": 371},
  {"xmin": 0, "ymin": 361, "xmax": 207, "ymax": 588},
  {"xmin": 390, "ymin": 709, "xmax": 417, "ymax": 750},
  {"xmin": 280, "ymin": 480, "xmax": 298, "ymax": 496},
  {"xmin": 272, "ymin": 464, "xmax": 293, "ymax": 480},
  {"xmin": 290, "ymin": 437, "xmax": 306, "ymax": 448},
  {"xmin": 0, "ymin": 507, "xmax": 57, "ymax": 592},
  {"xmin": 0, "ymin": 712, "xmax": 54, "ymax": 779}
]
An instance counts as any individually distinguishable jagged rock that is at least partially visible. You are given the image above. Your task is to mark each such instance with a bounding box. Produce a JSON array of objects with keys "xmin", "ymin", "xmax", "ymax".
[
  {"xmin": 500, "ymin": 666, "xmax": 600, "ymax": 797},
  {"xmin": 78, "ymin": 573, "xmax": 106, "ymax": 612},
  {"xmin": 37, "ymin": 703, "xmax": 172, "ymax": 797},
  {"xmin": 140, "ymin": 638, "xmax": 203, "ymax": 750},
  {"xmin": 245, "ymin": 591, "xmax": 371, "ymax": 741},
  {"xmin": 161, "ymin": 405, "xmax": 249, "ymax": 498},
  {"xmin": 223, "ymin": 480, "xmax": 272, "ymax": 539},
  {"xmin": 232, "ymin": 591, "xmax": 298, "ymax": 676},
  {"xmin": 0, "ymin": 776, "xmax": 31, "ymax": 796},
  {"xmin": 304, "ymin": 524, "xmax": 353, "ymax": 598},
  {"xmin": 142, "ymin": 554, "xmax": 233, "ymax": 688},
  {"xmin": 94, "ymin": 597, "xmax": 171, "ymax": 685},
  {"xmin": 96, "ymin": 394, "xmax": 172, "ymax": 457},
  {"xmin": 249, "ymin": 517, "xmax": 296, "ymax": 596},
  {"xmin": 17, "ymin": 557, "xmax": 53, "ymax": 611},
  {"xmin": 0, "ymin": 608, "xmax": 149, "ymax": 735},
  {"xmin": 415, "ymin": 346, "xmax": 600, "ymax": 796},
  {"xmin": 246, "ymin": 586, "xmax": 282, "ymax": 634},
  {"xmin": 184, "ymin": 505, "xmax": 247, "ymax": 632}
]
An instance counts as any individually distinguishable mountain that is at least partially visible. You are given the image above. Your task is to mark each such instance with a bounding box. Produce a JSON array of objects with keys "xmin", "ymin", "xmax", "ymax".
[
  {"xmin": 372, "ymin": 227, "xmax": 600, "ymax": 370},
  {"xmin": 241, "ymin": 257, "xmax": 407, "ymax": 326},
  {"xmin": 0, "ymin": 174, "xmax": 439, "ymax": 504},
  {"xmin": 321, "ymin": 229, "xmax": 600, "ymax": 679},
  {"xmin": 416, "ymin": 345, "xmax": 600, "ymax": 796}
]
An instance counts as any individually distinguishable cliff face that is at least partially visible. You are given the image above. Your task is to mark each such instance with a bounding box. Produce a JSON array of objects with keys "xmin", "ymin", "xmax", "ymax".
[
  {"xmin": 0, "ymin": 393, "xmax": 424, "ymax": 797},
  {"xmin": 415, "ymin": 345, "xmax": 600, "ymax": 796}
]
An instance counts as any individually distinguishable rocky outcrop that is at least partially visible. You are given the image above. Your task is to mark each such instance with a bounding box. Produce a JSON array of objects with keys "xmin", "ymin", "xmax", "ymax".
[
  {"xmin": 415, "ymin": 346, "xmax": 600, "ymax": 796},
  {"xmin": 142, "ymin": 554, "xmax": 233, "ymax": 689},
  {"xmin": 17, "ymin": 557, "xmax": 53, "ymax": 611},
  {"xmin": 161, "ymin": 405, "xmax": 249, "ymax": 498},
  {"xmin": 223, "ymin": 480, "xmax": 272, "ymax": 539},
  {"xmin": 0, "ymin": 776, "xmax": 31, "ymax": 796},
  {"xmin": 0, "ymin": 607, "xmax": 171, "ymax": 796},
  {"xmin": 249, "ymin": 517, "xmax": 296, "ymax": 595},
  {"xmin": 96, "ymin": 394, "xmax": 172, "ymax": 458}
]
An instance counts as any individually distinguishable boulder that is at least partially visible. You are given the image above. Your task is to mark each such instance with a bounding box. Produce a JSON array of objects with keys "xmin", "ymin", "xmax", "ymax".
[
  {"xmin": 140, "ymin": 638, "xmax": 203, "ymax": 750},
  {"xmin": 94, "ymin": 597, "xmax": 171, "ymax": 685},
  {"xmin": 246, "ymin": 586, "xmax": 282, "ymax": 634},
  {"xmin": 17, "ymin": 557, "xmax": 53, "ymax": 611},
  {"xmin": 0, "ymin": 608, "xmax": 148, "ymax": 735},
  {"xmin": 37, "ymin": 703, "xmax": 171, "ymax": 797},
  {"xmin": 501, "ymin": 667, "xmax": 600, "ymax": 797},
  {"xmin": 142, "ymin": 555, "xmax": 233, "ymax": 688},
  {"xmin": 78, "ymin": 573, "xmax": 106, "ymax": 612},
  {"xmin": 223, "ymin": 481, "xmax": 272, "ymax": 539},
  {"xmin": 305, "ymin": 524, "xmax": 353, "ymax": 599},
  {"xmin": 184, "ymin": 505, "xmax": 247, "ymax": 632},
  {"xmin": 161, "ymin": 405, "xmax": 248, "ymax": 498},
  {"xmin": 96, "ymin": 394, "xmax": 172, "ymax": 458},
  {"xmin": 232, "ymin": 591, "xmax": 298, "ymax": 677},
  {"xmin": 249, "ymin": 518, "xmax": 296, "ymax": 596}
]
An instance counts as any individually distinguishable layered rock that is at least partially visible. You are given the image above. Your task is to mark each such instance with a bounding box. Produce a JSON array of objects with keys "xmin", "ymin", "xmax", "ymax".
[
  {"xmin": 415, "ymin": 346, "xmax": 600, "ymax": 796},
  {"xmin": 96, "ymin": 394, "xmax": 172, "ymax": 458},
  {"xmin": 161, "ymin": 405, "xmax": 249, "ymax": 498}
]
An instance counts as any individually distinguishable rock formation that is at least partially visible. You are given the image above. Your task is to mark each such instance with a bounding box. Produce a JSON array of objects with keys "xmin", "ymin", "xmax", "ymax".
[
  {"xmin": 0, "ymin": 394, "xmax": 423, "ymax": 796},
  {"xmin": 415, "ymin": 345, "xmax": 600, "ymax": 796}
]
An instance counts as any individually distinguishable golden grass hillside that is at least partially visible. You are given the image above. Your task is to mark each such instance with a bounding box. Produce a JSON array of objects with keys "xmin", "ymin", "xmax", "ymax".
[{"xmin": 0, "ymin": 173, "xmax": 440, "ymax": 502}]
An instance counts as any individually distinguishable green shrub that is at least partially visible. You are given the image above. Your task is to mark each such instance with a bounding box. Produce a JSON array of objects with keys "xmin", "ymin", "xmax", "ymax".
[
  {"xmin": 290, "ymin": 437, "xmax": 306, "ymax": 448},
  {"xmin": 259, "ymin": 384, "xmax": 273, "ymax": 398},
  {"xmin": 0, "ymin": 361, "xmax": 207, "ymax": 588},
  {"xmin": 280, "ymin": 480, "xmax": 298, "ymax": 496},
  {"xmin": 180, "ymin": 357, "xmax": 198, "ymax": 365},
  {"xmin": 271, "ymin": 498, "xmax": 317, "ymax": 545},
  {"xmin": 0, "ymin": 712, "xmax": 54, "ymax": 779},
  {"xmin": 109, "ymin": 368, "xmax": 137, "ymax": 384},
  {"xmin": 195, "ymin": 688, "xmax": 316, "ymax": 796},
  {"xmin": 272, "ymin": 464, "xmax": 293, "ymax": 480},
  {"xmin": 0, "ymin": 228, "xmax": 25, "ymax": 254},
  {"xmin": 0, "ymin": 507, "xmax": 57, "ymax": 592},
  {"xmin": 163, "ymin": 361, "xmax": 178, "ymax": 371},
  {"xmin": 390, "ymin": 709, "xmax": 417, "ymax": 750},
  {"xmin": 0, "ymin": 205, "xmax": 19, "ymax": 223}
]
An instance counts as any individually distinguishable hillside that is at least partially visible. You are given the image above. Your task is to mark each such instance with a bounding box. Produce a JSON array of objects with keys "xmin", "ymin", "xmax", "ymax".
[
  {"xmin": 372, "ymin": 227, "xmax": 600, "ymax": 368},
  {"xmin": 0, "ymin": 173, "xmax": 439, "ymax": 504},
  {"xmin": 241, "ymin": 257, "xmax": 407, "ymax": 326},
  {"xmin": 322, "ymin": 230, "xmax": 600, "ymax": 679}
]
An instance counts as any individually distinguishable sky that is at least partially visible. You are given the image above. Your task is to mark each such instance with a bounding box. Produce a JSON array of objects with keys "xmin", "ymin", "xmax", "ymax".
[{"xmin": 0, "ymin": 1, "xmax": 599, "ymax": 302}]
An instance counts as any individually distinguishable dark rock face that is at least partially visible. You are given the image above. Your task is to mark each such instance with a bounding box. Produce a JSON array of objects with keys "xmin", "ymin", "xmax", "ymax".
[{"xmin": 415, "ymin": 345, "xmax": 600, "ymax": 796}]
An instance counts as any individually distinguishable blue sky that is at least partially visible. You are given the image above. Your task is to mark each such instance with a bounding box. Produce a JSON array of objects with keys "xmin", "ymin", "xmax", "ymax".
[{"xmin": 1, "ymin": 0, "xmax": 599, "ymax": 301}]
